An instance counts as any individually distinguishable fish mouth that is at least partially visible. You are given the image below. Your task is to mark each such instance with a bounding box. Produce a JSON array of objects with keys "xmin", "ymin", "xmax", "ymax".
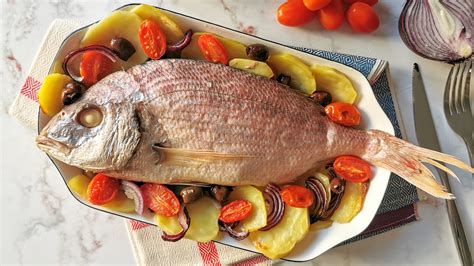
[{"xmin": 36, "ymin": 135, "xmax": 72, "ymax": 156}]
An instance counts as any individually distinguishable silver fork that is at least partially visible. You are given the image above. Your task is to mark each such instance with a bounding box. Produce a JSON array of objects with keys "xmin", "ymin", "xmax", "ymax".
[{"xmin": 443, "ymin": 59, "xmax": 473, "ymax": 166}]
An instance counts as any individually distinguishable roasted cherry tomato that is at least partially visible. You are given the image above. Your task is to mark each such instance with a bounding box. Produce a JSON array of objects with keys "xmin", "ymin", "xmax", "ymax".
[
  {"xmin": 317, "ymin": 0, "xmax": 344, "ymax": 30},
  {"xmin": 87, "ymin": 173, "xmax": 120, "ymax": 205},
  {"xmin": 346, "ymin": 2, "xmax": 380, "ymax": 33},
  {"xmin": 219, "ymin": 199, "xmax": 253, "ymax": 223},
  {"xmin": 345, "ymin": 0, "xmax": 378, "ymax": 5},
  {"xmin": 80, "ymin": 51, "xmax": 113, "ymax": 87},
  {"xmin": 324, "ymin": 102, "xmax": 361, "ymax": 126},
  {"xmin": 139, "ymin": 19, "xmax": 167, "ymax": 60},
  {"xmin": 280, "ymin": 185, "xmax": 314, "ymax": 208},
  {"xmin": 141, "ymin": 184, "xmax": 180, "ymax": 216},
  {"xmin": 197, "ymin": 34, "xmax": 229, "ymax": 64},
  {"xmin": 334, "ymin": 155, "xmax": 373, "ymax": 182},
  {"xmin": 277, "ymin": 0, "xmax": 317, "ymax": 27},
  {"xmin": 303, "ymin": 0, "xmax": 332, "ymax": 11}
]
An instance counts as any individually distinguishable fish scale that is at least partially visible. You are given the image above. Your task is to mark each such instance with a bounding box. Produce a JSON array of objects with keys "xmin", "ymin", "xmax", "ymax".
[{"xmin": 37, "ymin": 59, "xmax": 473, "ymax": 198}]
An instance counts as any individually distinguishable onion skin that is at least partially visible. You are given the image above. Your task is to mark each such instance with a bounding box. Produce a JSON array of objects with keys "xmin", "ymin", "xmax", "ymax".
[
  {"xmin": 398, "ymin": 0, "xmax": 472, "ymax": 63},
  {"xmin": 259, "ymin": 183, "xmax": 285, "ymax": 231},
  {"xmin": 161, "ymin": 205, "xmax": 190, "ymax": 242}
]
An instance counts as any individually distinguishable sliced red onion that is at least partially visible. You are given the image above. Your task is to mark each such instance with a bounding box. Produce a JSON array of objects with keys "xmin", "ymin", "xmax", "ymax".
[
  {"xmin": 398, "ymin": 0, "xmax": 472, "ymax": 63},
  {"xmin": 161, "ymin": 205, "xmax": 190, "ymax": 242},
  {"xmin": 62, "ymin": 45, "xmax": 119, "ymax": 83},
  {"xmin": 306, "ymin": 177, "xmax": 328, "ymax": 224},
  {"xmin": 259, "ymin": 183, "xmax": 285, "ymax": 231},
  {"xmin": 219, "ymin": 221, "xmax": 249, "ymax": 240},
  {"xmin": 321, "ymin": 191, "xmax": 344, "ymax": 220},
  {"xmin": 121, "ymin": 180, "xmax": 144, "ymax": 215},
  {"xmin": 167, "ymin": 30, "xmax": 194, "ymax": 52}
]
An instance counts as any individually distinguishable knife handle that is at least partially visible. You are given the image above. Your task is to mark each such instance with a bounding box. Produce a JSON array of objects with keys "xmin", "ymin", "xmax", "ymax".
[{"xmin": 436, "ymin": 168, "xmax": 472, "ymax": 266}]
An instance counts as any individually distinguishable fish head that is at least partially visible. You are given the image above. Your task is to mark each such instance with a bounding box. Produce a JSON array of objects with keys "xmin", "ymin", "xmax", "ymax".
[{"xmin": 36, "ymin": 71, "xmax": 142, "ymax": 171}]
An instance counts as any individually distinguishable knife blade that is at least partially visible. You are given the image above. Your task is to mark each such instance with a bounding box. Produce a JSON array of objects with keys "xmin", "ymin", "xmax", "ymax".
[{"xmin": 412, "ymin": 63, "xmax": 472, "ymax": 266}]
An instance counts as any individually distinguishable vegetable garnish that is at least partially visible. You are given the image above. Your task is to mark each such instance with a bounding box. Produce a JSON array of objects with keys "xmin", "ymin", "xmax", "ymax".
[
  {"xmin": 139, "ymin": 19, "xmax": 167, "ymax": 60},
  {"xmin": 305, "ymin": 177, "xmax": 328, "ymax": 223},
  {"xmin": 303, "ymin": 0, "xmax": 332, "ymax": 11},
  {"xmin": 277, "ymin": 0, "xmax": 316, "ymax": 27},
  {"xmin": 87, "ymin": 173, "xmax": 120, "ymax": 205},
  {"xmin": 280, "ymin": 185, "xmax": 314, "ymax": 208},
  {"xmin": 345, "ymin": 0, "xmax": 378, "ymax": 5},
  {"xmin": 141, "ymin": 184, "xmax": 180, "ymax": 216},
  {"xmin": 317, "ymin": 0, "xmax": 344, "ymax": 30},
  {"xmin": 259, "ymin": 183, "xmax": 285, "ymax": 231},
  {"xmin": 80, "ymin": 51, "xmax": 114, "ymax": 87},
  {"xmin": 197, "ymin": 34, "xmax": 229, "ymax": 64},
  {"xmin": 334, "ymin": 155, "xmax": 373, "ymax": 182},
  {"xmin": 219, "ymin": 199, "xmax": 253, "ymax": 223},
  {"xmin": 399, "ymin": 0, "xmax": 472, "ymax": 62},
  {"xmin": 324, "ymin": 102, "xmax": 361, "ymax": 126},
  {"xmin": 219, "ymin": 221, "xmax": 249, "ymax": 240},
  {"xmin": 62, "ymin": 45, "xmax": 118, "ymax": 84},
  {"xmin": 346, "ymin": 2, "xmax": 380, "ymax": 33},
  {"xmin": 121, "ymin": 180, "xmax": 144, "ymax": 215},
  {"xmin": 167, "ymin": 29, "xmax": 193, "ymax": 52},
  {"xmin": 161, "ymin": 205, "xmax": 190, "ymax": 242}
]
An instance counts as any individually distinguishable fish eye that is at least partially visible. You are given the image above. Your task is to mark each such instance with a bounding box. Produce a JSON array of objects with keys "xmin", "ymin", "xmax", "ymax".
[{"xmin": 77, "ymin": 106, "xmax": 103, "ymax": 128}]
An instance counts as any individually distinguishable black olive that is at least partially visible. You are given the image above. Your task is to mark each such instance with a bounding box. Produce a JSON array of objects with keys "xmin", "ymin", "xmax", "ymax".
[
  {"xmin": 276, "ymin": 74, "xmax": 291, "ymax": 86},
  {"xmin": 62, "ymin": 82, "xmax": 84, "ymax": 105},
  {"xmin": 309, "ymin": 91, "xmax": 332, "ymax": 106},
  {"xmin": 330, "ymin": 178, "xmax": 345, "ymax": 194},
  {"xmin": 209, "ymin": 185, "xmax": 232, "ymax": 203},
  {"xmin": 246, "ymin": 44, "xmax": 269, "ymax": 61},
  {"xmin": 110, "ymin": 37, "xmax": 136, "ymax": 61},
  {"xmin": 179, "ymin": 186, "xmax": 204, "ymax": 204}
]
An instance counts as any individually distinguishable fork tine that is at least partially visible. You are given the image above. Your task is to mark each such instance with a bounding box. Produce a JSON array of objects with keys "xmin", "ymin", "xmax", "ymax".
[
  {"xmin": 453, "ymin": 63, "xmax": 463, "ymax": 114},
  {"xmin": 444, "ymin": 64, "xmax": 455, "ymax": 115},
  {"xmin": 461, "ymin": 60, "xmax": 472, "ymax": 112}
]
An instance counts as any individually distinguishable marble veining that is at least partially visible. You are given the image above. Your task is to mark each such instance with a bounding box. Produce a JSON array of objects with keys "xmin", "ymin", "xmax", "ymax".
[{"xmin": 1, "ymin": 0, "xmax": 472, "ymax": 265}]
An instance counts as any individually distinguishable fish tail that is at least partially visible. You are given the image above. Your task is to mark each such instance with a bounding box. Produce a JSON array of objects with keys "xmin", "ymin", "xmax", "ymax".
[{"xmin": 362, "ymin": 130, "xmax": 473, "ymax": 199}]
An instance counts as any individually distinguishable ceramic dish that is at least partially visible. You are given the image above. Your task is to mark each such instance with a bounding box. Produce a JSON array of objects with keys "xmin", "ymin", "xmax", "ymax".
[{"xmin": 38, "ymin": 3, "xmax": 394, "ymax": 262}]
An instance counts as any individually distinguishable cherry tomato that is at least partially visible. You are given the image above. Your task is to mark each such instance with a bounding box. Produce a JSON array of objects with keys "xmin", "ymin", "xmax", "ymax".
[
  {"xmin": 317, "ymin": 0, "xmax": 344, "ymax": 30},
  {"xmin": 219, "ymin": 199, "xmax": 253, "ymax": 223},
  {"xmin": 139, "ymin": 19, "xmax": 167, "ymax": 60},
  {"xmin": 280, "ymin": 185, "xmax": 314, "ymax": 208},
  {"xmin": 303, "ymin": 0, "xmax": 332, "ymax": 11},
  {"xmin": 277, "ymin": 0, "xmax": 317, "ymax": 27},
  {"xmin": 334, "ymin": 155, "xmax": 373, "ymax": 182},
  {"xmin": 87, "ymin": 173, "xmax": 120, "ymax": 205},
  {"xmin": 141, "ymin": 184, "xmax": 180, "ymax": 216},
  {"xmin": 197, "ymin": 34, "xmax": 229, "ymax": 65},
  {"xmin": 346, "ymin": 2, "xmax": 380, "ymax": 33},
  {"xmin": 345, "ymin": 0, "xmax": 378, "ymax": 5},
  {"xmin": 324, "ymin": 102, "xmax": 361, "ymax": 126},
  {"xmin": 80, "ymin": 51, "xmax": 113, "ymax": 87}
]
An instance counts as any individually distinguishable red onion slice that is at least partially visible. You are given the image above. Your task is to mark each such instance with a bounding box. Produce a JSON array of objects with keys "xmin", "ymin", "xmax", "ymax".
[
  {"xmin": 219, "ymin": 221, "xmax": 249, "ymax": 240},
  {"xmin": 121, "ymin": 180, "xmax": 144, "ymax": 215},
  {"xmin": 62, "ymin": 45, "xmax": 119, "ymax": 83},
  {"xmin": 161, "ymin": 205, "xmax": 190, "ymax": 242},
  {"xmin": 306, "ymin": 177, "xmax": 328, "ymax": 224},
  {"xmin": 167, "ymin": 30, "xmax": 194, "ymax": 52},
  {"xmin": 259, "ymin": 183, "xmax": 285, "ymax": 231},
  {"xmin": 398, "ymin": 0, "xmax": 472, "ymax": 62}
]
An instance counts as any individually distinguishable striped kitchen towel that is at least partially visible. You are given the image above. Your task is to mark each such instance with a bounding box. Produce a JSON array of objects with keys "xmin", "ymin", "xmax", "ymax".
[{"xmin": 9, "ymin": 19, "xmax": 419, "ymax": 266}]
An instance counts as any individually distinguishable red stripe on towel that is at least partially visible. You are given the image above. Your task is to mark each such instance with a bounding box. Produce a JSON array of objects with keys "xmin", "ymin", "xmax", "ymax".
[
  {"xmin": 233, "ymin": 255, "xmax": 268, "ymax": 266},
  {"xmin": 198, "ymin": 242, "xmax": 221, "ymax": 266},
  {"xmin": 20, "ymin": 76, "xmax": 41, "ymax": 102},
  {"xmin": 130, "ymin": 220, "xmax": 151, "ymax": 231}
]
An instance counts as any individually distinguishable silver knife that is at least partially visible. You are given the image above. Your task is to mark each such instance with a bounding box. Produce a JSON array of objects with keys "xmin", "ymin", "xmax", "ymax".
[{"xmin": 412, "ymin": 63, "xmax": 472, "ymax": 266}]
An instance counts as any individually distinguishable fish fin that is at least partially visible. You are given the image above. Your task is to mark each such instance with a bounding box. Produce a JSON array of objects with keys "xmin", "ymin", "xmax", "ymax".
[
  {"xmin": 152, "ymin": 145, "xmax": 254, "ymax": 166},
  {"xmin": 364, "ymin": 130, "xmax": 473, "ymax": 199}
]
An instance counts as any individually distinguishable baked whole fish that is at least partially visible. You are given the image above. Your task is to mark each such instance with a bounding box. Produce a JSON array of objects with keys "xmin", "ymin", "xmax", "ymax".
[{"xmin": 36, "ymin": 59, "xmax": 473, "ymax": 199}]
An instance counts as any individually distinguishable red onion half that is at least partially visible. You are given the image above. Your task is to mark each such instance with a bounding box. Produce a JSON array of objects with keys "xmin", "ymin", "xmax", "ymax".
[
  {"xmin": 62, "ymin": 45, "xmax": 119, "ymax": 83},
  {"xmin": 399, "ymin": 0, "xmax": 472, "ymax": 63},
  {"xmin": 121, "ymin": 181, "xmax": 144, "ymax": 215},
  {"xmin": 259, "ymin": 183, "xmax": 285, "ymax": 231},
  {"xmin": 161, "ymin": 205, "xmax": 190, "ymax": 242}
]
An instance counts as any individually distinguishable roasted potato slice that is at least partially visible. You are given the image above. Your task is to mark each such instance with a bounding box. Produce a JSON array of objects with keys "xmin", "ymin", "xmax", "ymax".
[
  {"xmin": 331, "ymin": 181, "xmax": 369, "ymax": 223},
  {"xmin": 67, "ymin": 174, "xmax": 91, "ymax": 198},
  {"xmin": 249, "ymin": 206, "xmax": 309, "ymax": 259},
  {"xmin": 228, "ymin": 186, "xmax": 267, "ymax": 232},
  {"xmin": 310, "ymin": 64, "xmax": 357, "ymax": 104},
  {"xmin": 181, "ymin": 32, "xmax": 248, "ymax": 61},
  {"xmin": 155, "ymin": 213, "xmax": 182, "ymax": 235},
  {"xmin": 229, "ymin": 58, "xmax": 274, "ymax": 78},
  {"xmin": 267, "ymin": 53, "xmax": 316, "ymax": 95},
  {"xmin": 185, "ymin": 197, "xmax": 221, "ymax": 242},
  {"xmin": 102, "ymin": 191, "xmax": 135, "ymax": 213},
  {"xmin": 131, "ymin": 4, "xmax": 184, "ymax": 44},
  {"xmin": 38, "ymin": 73, "xmax": 72, "ymax": 116},
  {"xmin": 309, "ymin": 220, "xmax": 333, "ymax": 231}
]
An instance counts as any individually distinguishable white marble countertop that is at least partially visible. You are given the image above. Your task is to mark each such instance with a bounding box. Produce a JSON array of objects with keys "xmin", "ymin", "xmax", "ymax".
[{"xmin": 1, "ymin": 0, "xmax": 472, "ymax": 265}]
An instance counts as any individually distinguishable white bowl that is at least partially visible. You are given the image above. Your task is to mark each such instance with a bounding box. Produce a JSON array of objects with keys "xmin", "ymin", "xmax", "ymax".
[{"xmin": 38, "ymin": 3, "xmax": 394, "ymax": 262}]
